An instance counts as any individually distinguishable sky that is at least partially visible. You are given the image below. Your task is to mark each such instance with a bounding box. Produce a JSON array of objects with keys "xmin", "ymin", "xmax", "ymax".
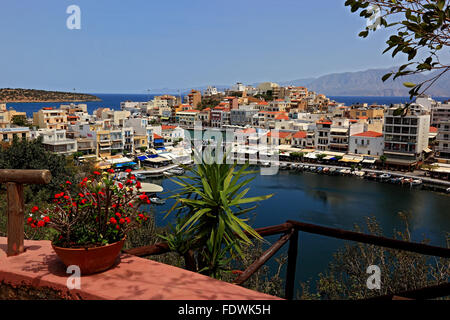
[{"xmin": 0, "ymin": 0, "xmax": 445, "ymax": 93}]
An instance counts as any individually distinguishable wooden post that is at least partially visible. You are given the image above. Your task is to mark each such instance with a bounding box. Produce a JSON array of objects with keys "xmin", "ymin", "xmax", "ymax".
[
  {"xmin": 0, "ymin": 169, "xmax": 51, "ymax": 257},
  {"xmin": 285, "ymin": 229, "xmax": 298, "ymax": 300},
  {"xmin": 6, "ymin": 182, "xmax": 24, "ymax": 256}
]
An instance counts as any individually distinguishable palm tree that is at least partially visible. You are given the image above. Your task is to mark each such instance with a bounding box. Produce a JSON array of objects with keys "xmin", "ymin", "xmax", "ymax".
[{"xmin": 165, "ymin": 155, "xmax": 273, "ymax": 278}]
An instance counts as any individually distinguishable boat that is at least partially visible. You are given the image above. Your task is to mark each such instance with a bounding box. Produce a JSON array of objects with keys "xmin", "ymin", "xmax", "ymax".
[
  {"xmin": 289, "ymin": 164, "xmax": 297, "ymax": 170},
  {"xmin": 163, "ymin": 171, "xmax": 173, "ymax": 177},
  {"xmin": 411, "ymin": 179, "xmax": 422, "ymax": 186},
  {"xmin": 339, "ymin": 169, "xmax": 347, "ymax": 175},
  {"xmin": 167, "ymin": 167, "xmax": 185, "ymax": 175},
  {"xmin": 303, "ymin": 165, "xmax": 309, "ymax": 170},
  {"xmin": 260, "ymin": 161, "xmax": 271, "ymax": 167},
  {"xmin": 149, "ymin": 196, "xmax": 165, "ymax": 205},
  {"xmin": 329, "ymin": 167, "xmax": 336, "ymax": 175},
  {"xmin": 317, "ymin": 167, "xmax": 323, "ymax": 173},
  {"xmin": 323, "ymin": 167, "xmax": 329, "ymax": 174},
  {"xmin": 446, "ymin": 187, "xmax": 450, "ymax": 193},
  {"xmin": 379, "ymin": 173, "xmax": 392, "ymax": 180},
  {"xmin": 279, "ymin": 163, "xmax": 289, "ymax": 170},
  {"xmin": 389, "ymin": 177, "xmax": 402, "ymax": 184},
  {"xmin": 297, "ymin": 164, "xmax": 304, "ymax": 171},
  {"xmin": 134, "ymin": 173, "xmax": 146, "ymax": 180}
]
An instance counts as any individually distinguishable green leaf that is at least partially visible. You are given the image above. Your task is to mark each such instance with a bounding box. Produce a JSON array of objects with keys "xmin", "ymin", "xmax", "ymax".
[{"xmin": 403, "ymin": 82, "xmax": 416, "ymax": 88}]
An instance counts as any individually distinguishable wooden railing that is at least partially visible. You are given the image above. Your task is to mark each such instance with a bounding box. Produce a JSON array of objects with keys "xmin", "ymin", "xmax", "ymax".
[
  {"xmin": 124, "ymin": 220, "xmax": 450, "ymax": 300},
  {"xmin": 0, "ymin": 169, "xmax": 51, "ymax": 256}
]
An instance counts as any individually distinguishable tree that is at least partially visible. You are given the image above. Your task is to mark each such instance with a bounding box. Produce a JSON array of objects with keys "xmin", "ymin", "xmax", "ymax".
[
  {"xmin": 299, "ymin": 215, "xmax": 449, "ymax": 300},
  {"xmin": 0, "ymin": 137, "xmax": 75, "ymax": 202},
  {"xmin": 345, "ymin": 0, "xmax": 449, "ymax": 98},
  {"xmin": 11, "ymin": 115, "xmax": 29, "ymax": 127},
  {"xmin": 164, "ymin": 158, "xmax": 273, "ymax": 278}
]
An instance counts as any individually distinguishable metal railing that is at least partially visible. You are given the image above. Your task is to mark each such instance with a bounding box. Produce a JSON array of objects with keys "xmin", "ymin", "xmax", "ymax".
[{"xmin": 124, "ymin": 220, "xmax": 450, "ymax": 300}]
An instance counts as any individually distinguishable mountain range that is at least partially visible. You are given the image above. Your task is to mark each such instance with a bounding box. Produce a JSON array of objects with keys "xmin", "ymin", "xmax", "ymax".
[{"xmin": 152, "ymin": 67, "xmax": 449, "ymax": 97}]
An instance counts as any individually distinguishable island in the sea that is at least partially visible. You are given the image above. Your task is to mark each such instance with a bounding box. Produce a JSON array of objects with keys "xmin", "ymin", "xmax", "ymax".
[{"xmin": 0, "ymin": 88, "xmax": 101, "ymax": 102}]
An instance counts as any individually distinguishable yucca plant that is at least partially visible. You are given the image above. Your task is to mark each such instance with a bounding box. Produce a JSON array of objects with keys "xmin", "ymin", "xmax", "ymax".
[{"xmin": 165, "ymin": 153, "xmax": 273, "ymax": 278}]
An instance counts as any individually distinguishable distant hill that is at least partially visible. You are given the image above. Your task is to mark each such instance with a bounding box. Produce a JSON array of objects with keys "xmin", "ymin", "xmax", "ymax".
[
  {"xmin": 0, "ymin": 88, "xmax": 101, "ymax": 102},
  {"xmin": 279, "ymin": 68, "xmax": 450, "ymax": 96}
]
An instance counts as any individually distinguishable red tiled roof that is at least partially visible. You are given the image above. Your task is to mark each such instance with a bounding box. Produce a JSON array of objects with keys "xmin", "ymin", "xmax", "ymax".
[
  {"xmin": 267, "ymin": 131, "xmax": 292, "ymax": 138},
  {"xmin": 153, "ymin": 133, "xmax": 163, "ymax": 139},
  {"xmin": 429, "ymin": 126, "xmax": 438, "ymax": 133},
  {"xmin": 162, "ymin": 125, "xmax": 177, "ymax": 130},
  {"xmin": 352, "ymin": 131, "xmax": 383, "ymax": 138},
  {"xmin": 292, "ymin": 131, "xmax": 307, "ymax": 139},
  {"xmin": 357, "ymin": 116, "xmax": 368, "ymax": 119},
  {"xmin": 275, "ymin": 114, "xmax": 289, "ymax": 120},
  {"xmin": 317, "ymin": 121, "xmax": 332, "ymax": 125}
]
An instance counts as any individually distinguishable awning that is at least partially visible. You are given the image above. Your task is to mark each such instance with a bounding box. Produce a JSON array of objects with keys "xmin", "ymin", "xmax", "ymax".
[
  {"xmin": 423, "ymin": 147, "xmax": 432, "ymax": 153},
  {"xmin": 362, "ymin": 159, "xmax": 376, "ymax": 164},
  {"xmin": 137, "ymin": 155, "xmax": 148, "ymax": 161},
  {"xmin": 323, "ymin": 155, "xmax": 334, "ymax": 160},
  {"xmin": 115, "ymin": 162, "xmax": 137, "ymax": 168}
]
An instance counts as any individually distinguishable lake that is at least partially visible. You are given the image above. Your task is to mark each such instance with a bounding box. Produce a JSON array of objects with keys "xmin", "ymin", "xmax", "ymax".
[{"xmin": 145, "ymin": 168, "xmax": 450, "ymax": 292}]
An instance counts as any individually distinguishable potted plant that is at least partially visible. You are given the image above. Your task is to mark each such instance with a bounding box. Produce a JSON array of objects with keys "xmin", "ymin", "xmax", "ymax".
[{"xmin": 26, "ymin": 169, "xmax": 151, "ymax": 275}]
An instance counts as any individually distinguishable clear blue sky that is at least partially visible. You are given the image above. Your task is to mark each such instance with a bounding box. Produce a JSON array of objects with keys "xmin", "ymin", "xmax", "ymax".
[{"xmin": 0, "ymin": 0, "xmax": 437, "ymax": 93}]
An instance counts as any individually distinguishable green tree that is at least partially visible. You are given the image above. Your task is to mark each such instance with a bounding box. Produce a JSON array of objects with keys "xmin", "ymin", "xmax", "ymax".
[
  {"xmin": 346, "ymin": 0, "xmax": 450, "ymax": 98},
  {"xmin": 165, "ymin": 157, "xmax": 273, "ymax": 278},
  {"xmin": 11, "ymin": 115, "xmax": 30, "ymax": 127},
  {"xmin": 0, "ymin": 136, "xmax": 74, "ymax": 202}
]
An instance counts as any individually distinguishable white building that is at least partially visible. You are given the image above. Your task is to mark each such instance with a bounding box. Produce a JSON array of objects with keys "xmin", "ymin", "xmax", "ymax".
[
  {"xmin": 203, "ymin": 86, "xmax": 219, "ymax": 97},
  {"xmin": 383, "ymin": 103, "xmax": 431, "ymax": 167},
  {"xmin": 349, "ymin": 131, "xmax": 384, "ymax": 156},
  {"xmin": 436, "ymin": 120, "xmax": 450, "ymax": 163},
  {"xmin": 34, "ymin": 129, "xmax": 77, "ymax": 155}
]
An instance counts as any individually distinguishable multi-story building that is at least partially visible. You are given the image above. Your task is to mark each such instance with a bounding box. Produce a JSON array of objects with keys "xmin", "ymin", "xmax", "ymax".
[
  {"xmin": 383, "ymin": 103, "xmax": 431, "ymax": 168},
  {"xmin": 435, "ymin": 120, "xmax": 450, "ymax": 163},
  {"xmin": 0, "ymin": 104, "xmax": 27, "ymax": 124},
  {"xmin": 34, "ymin": 129, "xmax": 77, "ymax": 155},
  {"xmin": 186, "ymin": 90, "xmax": 202, "ymax": 108},
  {"xmin": 210, "ymin": 107, "xmax": 230, "ymax": 128},
  {"xmin": 203, "ymin": 86, "xmax": 219, "ymax": 97},
  {"xmin": 230, "ymin": 106, "xmax": 258, "ymax": 126},
  {"xmin": 176, "ymin": 110, "xmax": 200, "ymax": 128},
  {"xmin": 0, "ymin": 126, "xmax": 30, "ymax": 146},
  {"xmin": 349, "ymin": 131, "xmax": 384, "ymax": 156},
  {"xmin": 33, "ymin": 108, "xmax": 68, "ymax": 130},
  {"xmin": 431, "ymin": 101, "xmax": 450, "ymax": 127}
]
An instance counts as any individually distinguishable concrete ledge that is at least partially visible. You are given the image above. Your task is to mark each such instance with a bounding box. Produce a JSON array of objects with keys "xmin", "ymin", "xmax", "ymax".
[{"xmin": 0, "ymin": 237, "xmax": 281, "ymax": 300}]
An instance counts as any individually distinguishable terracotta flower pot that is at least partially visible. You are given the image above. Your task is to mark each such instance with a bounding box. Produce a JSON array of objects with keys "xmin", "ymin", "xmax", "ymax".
[{"xmin": 51, "ymin": 239, "xmax": 125, "ymax": 275}]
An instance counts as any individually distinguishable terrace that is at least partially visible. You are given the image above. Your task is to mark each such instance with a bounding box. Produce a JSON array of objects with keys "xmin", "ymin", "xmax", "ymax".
[{"xmin": 1, "ymin": 169, "xmax": 449, "ymax": 300}]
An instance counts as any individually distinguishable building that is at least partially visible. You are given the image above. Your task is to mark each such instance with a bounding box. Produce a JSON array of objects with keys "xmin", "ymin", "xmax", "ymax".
[
  {"xmin": 230, "ymin": 82, "xmax": 246, "ymax": 92},
  {"xmin": 266, "ymin": 131, "xmax": 292, "ymax": 145},
  {"xmin": 383, "ymin": 103, "xmax": 431, "ymax": 169},
  {"xmin": 292, "ymin": 130, "xmax": 308, "ymax": 147},
  {"xmin": 230, "ymin": 106, "xmax": 258, "ymax": 126},
  {"xmin": 33, "ymin": 108, "xmax": 68, "ymax": 130},
  {"xmin": 0, "ymin": 104, "xmax": 27, "ymax": 124},
  {"xmin": 34, "ymin": 129, "xmax": 77, "ymax": 155},
  {"xmin": 257, "ymin": 82, "xmax": 279, "ymax": 94},
  {"xmin": 349, "ymin": 131, "xmax": 384, "ymax": 156},
  {"xmin": 0, "ymin": 126, "xmax": 30, "ymax": 146},
  {"xmin": 203, "ymin": 86, "xmax": 219, "ymax": 97},
  {"xmin": 186, "ymin": 90, "xmax": 202, "ymax": 108},
  {"xmin": 435, "ymin": 120, "xmax": 450, "ymax": 163},
  {"xmin": 176, "ymin": 110, "xmax": 200, "ymax": 128}
]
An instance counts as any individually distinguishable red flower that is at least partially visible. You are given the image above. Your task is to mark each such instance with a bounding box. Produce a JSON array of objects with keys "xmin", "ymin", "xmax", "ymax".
[
  {"xmin": 146, "ymin": 199, "xmax": 151, "ymax": 204},
  {"xmin": 128, "ymin": 202, "xmax": 133, "ymax": 208},
  {"xmin": 136, "ymin": 181, "xmax": 142, "ymax": 189},
  {"xmin": 93, "ymin": 171, "xmax": 101, "ymax": 175},
  {"xmin": 130, "ymin": 175, "xmax": 136, "ymax": 180},
  {"xmin": 27, "ymin": 217, "xmax": 33, "ymax": 224},
  {"xmin": 126, "ymin": 179, "xmax": 132, "ymax": 185},
  {"xmin": 108, "ymin": 169, "xmax": 115, "ymax": 173},
  {"xmin": 138, "ymin": 214, "xmax": 144, "ymax": 219},
  {"xmin": 115, "ymin": 212, "xmax": 121, "ymax": 218},
  {"xmin": 82, "ymin": 177, "xmax": 88, "ymax": 183},
  {"xmin": 118, "ymin": 183, "xmax": 123, "ymax": 189},
  {"xmin": 66, "ymin": 181, "xmax": 72, "ymax": 185},
  {"xmin": 81, "ymin": 199, "xmax": 87, "ymax": 204},
  {"xmin": 37, "ymin": 220, "xmax": 45, "ymax": 227},
  {"xmin": 139, "ymin": 194, "xmax": 147, "ymax": 200},
  {"xmin": 116, "ymin": 225, "xmax": 120, "ymax": 230},
  {"xmin": 119, "ymin": 218, "xmax": 125, "ymax": 224},
  {"xmin": 125, "ymin": 169, "xmax": 132, "ymax": 173},
  {"xmin": 72, "ymin": 202, "xmax": 77, "ymax": 207},
  {"xmin": 64, "ymin": 195, "xmax": 69, "ymax": 200},
  {"xmin": 109, "ymin": 217, "xmax": 117, "ymax": 224},
  {"xmin": 31, "ymin": 223, "xmax": 36, "ymax": 228},
  {"xmin": 31, "ymin": 206, "xmax": 39, "ymax": 213},
  {"xmin": 78, "ymin": 193, "xmax": 84, "ymax": 197},
  {"xmin": 125, "ymin": 217, "xmax": 131, "ymax": 224},
  {"xmin": 43, "ymin": 216, "xmax": 50, "ymax": 223}
]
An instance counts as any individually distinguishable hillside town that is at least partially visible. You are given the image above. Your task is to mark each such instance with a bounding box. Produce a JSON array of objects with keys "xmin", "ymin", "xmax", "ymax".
[{"xmin": 1, "ymin": 82, "xmax": 450, "ymax": 182}]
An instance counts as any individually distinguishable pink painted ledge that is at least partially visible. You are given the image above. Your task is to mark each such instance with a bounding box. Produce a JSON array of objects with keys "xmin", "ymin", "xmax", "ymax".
[{"xmin": 0, "ymin": 237, "xmax": 282, "ymax": 300}]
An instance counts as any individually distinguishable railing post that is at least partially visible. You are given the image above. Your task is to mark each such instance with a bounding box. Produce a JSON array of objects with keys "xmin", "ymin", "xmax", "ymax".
[
  {"xmin": 6, "ymin": 182, "xmax": 24, "ymax": 256},
  {"xmin": 0, "ymin": 169, "xmax": 52, "ymax": 257},
  {"xmin": 285, "ymin": 228, "xmax": 298, "ymax": 300}
]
